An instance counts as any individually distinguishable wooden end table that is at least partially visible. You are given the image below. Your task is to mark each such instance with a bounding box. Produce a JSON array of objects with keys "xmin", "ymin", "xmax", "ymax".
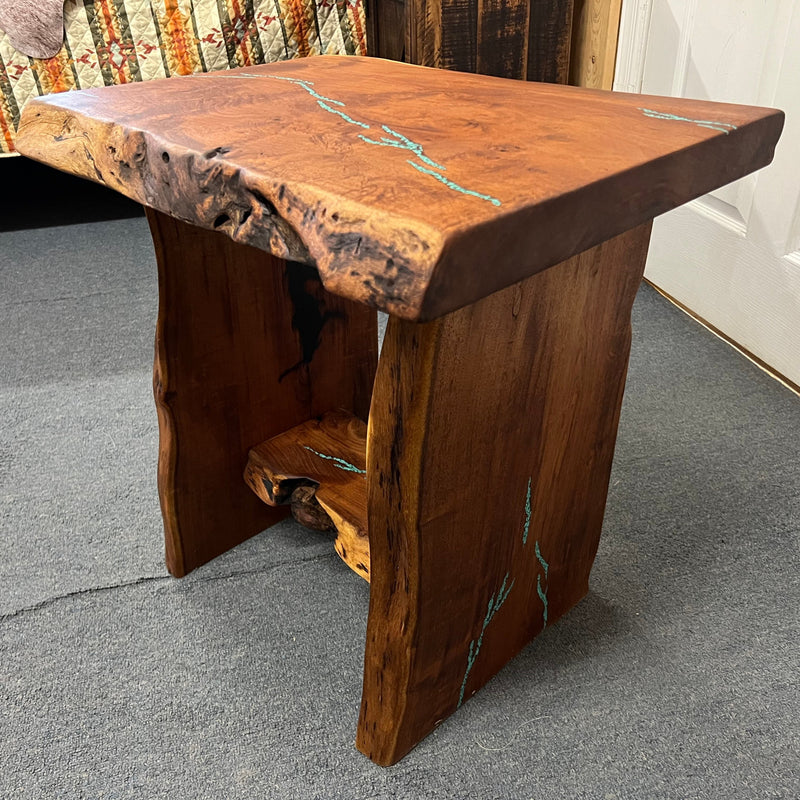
[{"xmin": 17, "ymin": 56, "xmax": 783, "ymax": 765}]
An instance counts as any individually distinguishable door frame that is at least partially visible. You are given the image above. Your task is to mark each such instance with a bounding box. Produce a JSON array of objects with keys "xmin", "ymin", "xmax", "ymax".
[
  {"xmin": 613, "ymin": 0, "xmax": 652, "ymax": 93},
  {"xmin": 612, "ymin": 0, "xmax": 800, "ymax": 395}
]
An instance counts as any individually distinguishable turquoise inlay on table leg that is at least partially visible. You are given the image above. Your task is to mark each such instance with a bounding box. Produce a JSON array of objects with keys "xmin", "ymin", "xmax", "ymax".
[
  {"xmin": 522, "ymin": 478, "xmax": 532, "ymax": 545},
  {"xmin": 458, "ymin": 573, "xmax": 514, "ymax": 707},
  {"xmin": 534, "ymin": 540, "xmax": 548, "ymax": 578},
  {"xmin": 534, "ymin": 541, "xmax": 549, "ymax": 628},
  {"xmin": 536, "ymin": 573, "xmax": 548, "ymax": 629}
]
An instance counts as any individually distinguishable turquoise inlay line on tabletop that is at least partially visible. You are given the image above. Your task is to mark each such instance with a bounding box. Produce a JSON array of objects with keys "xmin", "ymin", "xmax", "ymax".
[
  {"xmin": 639, "ymin": 108, "xmax": 738, "ymax": 134},
  {"xmin": 246, "ymin": 73, "xmax": 351, "ymax": 111},
  {"xmin": 406, "ymin": 160, "xmax": 502, "ymax": 207},
  {"xmin": 458, "ymin": 573, "xmax": 514, "ymax": 708},
  {"xmin": 359, "ymin": 124, "xmax": 446, "ymax": 170},
  {"xmin": 303, "ymin": 446, "xmax": 366, "ymax": 475},
  {"xmin": 522, "ymin": 478, "xmax": 532, "ymax": 545},
  {"xmin": 214, "ymin": 72, "xmax": 503, "ymax": 206},
  {"xmin": 315, "ymin": 100, "xmax": 371, "ymax": 130},
  {"xmin": 265, "ymin": 74, "xmax": 371, "ymax": 128}
]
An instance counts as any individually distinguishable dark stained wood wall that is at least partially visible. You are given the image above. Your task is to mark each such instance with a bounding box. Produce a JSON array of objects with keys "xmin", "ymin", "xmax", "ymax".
[{"xmin": 365, "ymin": 0, "xmax": 574, "ymax": 83}]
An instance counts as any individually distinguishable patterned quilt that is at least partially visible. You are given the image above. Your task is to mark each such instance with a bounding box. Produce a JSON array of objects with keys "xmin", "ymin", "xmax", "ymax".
[{"xmin": 0, "ymin": 0, "xmax": 366, "ymax": 154}]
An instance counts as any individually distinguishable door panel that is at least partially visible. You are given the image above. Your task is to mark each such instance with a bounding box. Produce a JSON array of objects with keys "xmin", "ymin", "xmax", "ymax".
[{"xmin": 618, "ymin": 0, "xmax": 800, "ymax": 386}]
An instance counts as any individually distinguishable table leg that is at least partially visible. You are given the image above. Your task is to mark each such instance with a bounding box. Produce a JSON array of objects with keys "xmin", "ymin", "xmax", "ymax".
[
  {"xmin": 146, "ymin": 209, "xmax": 378, "ymax": 577},
  {"xmin": 357, "ymin": 222, "xmax": 652, "ymax": 765}
]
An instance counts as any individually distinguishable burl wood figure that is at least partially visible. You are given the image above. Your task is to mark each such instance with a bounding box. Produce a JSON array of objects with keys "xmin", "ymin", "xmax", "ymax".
[{"xmin": 16, "ymin": 56, "xmax": 783, "ymax": 765}]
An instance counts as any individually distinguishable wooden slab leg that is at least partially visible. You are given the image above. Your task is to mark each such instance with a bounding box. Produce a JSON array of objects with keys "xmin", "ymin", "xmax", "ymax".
[
  {"xmin": 147, "ymin": 209, "xmax": 377, "ymax": 577},
  {"xmin": 357, "ymin": 222, "xmax": 652, "ymax": 765}
]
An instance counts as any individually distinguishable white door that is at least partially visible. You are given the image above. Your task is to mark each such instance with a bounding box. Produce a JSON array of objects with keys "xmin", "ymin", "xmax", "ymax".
[{"xmin": 615, "ymin": 0, "xmax": 800, "ymax": 388}]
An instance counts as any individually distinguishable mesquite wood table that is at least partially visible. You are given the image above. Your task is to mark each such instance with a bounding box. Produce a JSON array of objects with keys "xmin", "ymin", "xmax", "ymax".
[{"xmin": 17, "ymin": 56, "xmax": 783, "ymax": 765}]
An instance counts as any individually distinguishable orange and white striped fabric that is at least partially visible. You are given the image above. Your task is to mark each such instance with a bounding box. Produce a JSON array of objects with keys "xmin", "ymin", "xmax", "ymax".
[{"xmin": 0, "ymin": 0, "xmax": 366, "ymax": 154}]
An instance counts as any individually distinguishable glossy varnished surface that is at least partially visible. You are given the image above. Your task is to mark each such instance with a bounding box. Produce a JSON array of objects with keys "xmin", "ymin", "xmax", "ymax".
[
  {"xmin": 245, "ymin": 410, "xmax": 370, "ymax": 581},
  {"xmin": 358, "ymin": 223, "xmax": 652, "ymax": 764},
  {"xmin": 17, "ymin": 56, "xmax": 782, "ymax": 320},
  {"xmin": 147, "ymin": 210, "xmax": 376, "ymax": 577}
]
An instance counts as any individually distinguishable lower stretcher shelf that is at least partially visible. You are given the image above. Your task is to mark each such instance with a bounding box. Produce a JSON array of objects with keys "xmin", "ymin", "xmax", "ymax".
[{"xmin": 244, "ymin": 410, "xmax": 370, "ymax": 580}]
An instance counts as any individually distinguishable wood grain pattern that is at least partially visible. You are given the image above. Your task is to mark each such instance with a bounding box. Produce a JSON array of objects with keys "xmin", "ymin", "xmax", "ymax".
[
  {"xmin": 570, "ymin": 0, "xmax": 623, "ymax": 89},
  {"xmin": 244, "ymin": 410, "xmax": 370, "ymax": 580},
  {"xmin": 148, "ymin": 210, "xmax": 377, "ymax": 577},
  {"xmin": 397, "ymin": 0, "xmax": 571, "ymax": 82},
  {"xmin": 16, "ymin": 56, "xmax": 783, "ymax": 322},
  {"xmin": 475, "ymin": 0, "xmax": 531, "ymax": 79},
  {"xmin": 357, "ymin": 222, "xmax": 651, "ymax": 765},
  {"xmin": 527, "ymin": 0, "xmax": 574, "ymax": 82},
  {"xmin": 401, "ymin": 0, "xmax": 474, "ymax": 71},
  {"xmin": 365, "ymin": 0, "xmax": 408, "ymax": 62},
  {"xmin": 438, "ymin": 0, "xmax": 478, "ymax": 73}
]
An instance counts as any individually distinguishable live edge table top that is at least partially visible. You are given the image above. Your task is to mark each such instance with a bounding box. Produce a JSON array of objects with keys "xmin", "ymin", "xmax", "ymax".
[{"xmin": 17, "ymin": 55, "xmax": 783, "ymax": 320}]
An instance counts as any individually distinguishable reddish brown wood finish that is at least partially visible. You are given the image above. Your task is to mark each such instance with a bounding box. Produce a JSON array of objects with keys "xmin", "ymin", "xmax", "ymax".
[
  {"xmin": 16, "ymin": 56, "xmax": 783, "ymax": 321},
  {"xmin": 13, "ymin": 56, "xmax": 785, "ymax": 766},
  {"xmin": 148, "ymin": 210, "xmax": 377, "ymax": 576},
  {"xmin": 244, "ymin": 410, "xmax": 370, "ymax": 580},
  {"xmin": 357, "ymin": 223, "xmax": 651, "ymax": 764}
]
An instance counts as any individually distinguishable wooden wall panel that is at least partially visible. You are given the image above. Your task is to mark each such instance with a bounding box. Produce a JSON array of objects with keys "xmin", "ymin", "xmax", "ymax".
[
  {"xmin": 368, "ymin": 0, "xmax": 574, "ymax": 84},
  {"xmin": 528, "ymin": 0, "xmax": 576, "ymax": 82},
  {"xmin": 569, "ymin": 0, "xmax": 623, "ymax": 89},
  {"xmin": 365, "ymin": 0, "xmax": 408, "ymax": 63}
]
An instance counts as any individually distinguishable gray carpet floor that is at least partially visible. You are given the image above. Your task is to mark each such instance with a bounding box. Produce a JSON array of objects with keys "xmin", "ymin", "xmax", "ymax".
[{"xmin": 1, "ymin": 208, "xmax": 799, "ymax": 799}]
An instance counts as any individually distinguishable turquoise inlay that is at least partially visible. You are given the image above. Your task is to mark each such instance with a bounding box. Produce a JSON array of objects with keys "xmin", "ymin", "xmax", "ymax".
[
  {"xmin": 534, "ymin": 540, "xmax": 549, "ymax": 629},
  {"xmin": 522, "ymin": 478, "xmax": 532, "ymax": 545},
  {"xmin": 536, "ymin": 573, "xmax": 548, "ymax": 629},
  {"xmin": 458, "ymin": 573, "xmax": 515, "ymax": 707},
  {"xmin": 407, "ymin": 160, "xmax": 502, "ymax": 207},
  {"xmin": 315, "ymin": 100, "xmax": 370, "ymax": 129},
  {"xmin": 303, "ymin": 446, "xmax": 366, "ymax": 475},
  {"xmin": 358, "ymin": 125, "xmax": 446, "ymax": 171},
  {"xmin": 211, "ymin": 72, "xmax": 341, "ymax": 105},
  {"xmin": 383, "ymin": 125, "xmax": 446, "ymax": 170},
  {"xmin": 534, "ymin": 540, "xmax": 548, "ymax": 579},
  {"xmin": 640, "ymin": 108, "xmax": 738, "ymax": 134},
  {"xmin": 263, "ymin": 74, "xmax": 346, "ymax": 107},
  {"xmin": 222, "ymin": 72, "xmax": 504, "ymax": 207},
  {"xmin": 261, "ymin": 75, "xmax": 370, "ymax": 128}
]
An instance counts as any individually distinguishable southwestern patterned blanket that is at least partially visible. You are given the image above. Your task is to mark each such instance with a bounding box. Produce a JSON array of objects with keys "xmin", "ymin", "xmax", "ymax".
[{"xmin": 0, "ymin": 0, "xmax": 366, "ymax": 155}]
